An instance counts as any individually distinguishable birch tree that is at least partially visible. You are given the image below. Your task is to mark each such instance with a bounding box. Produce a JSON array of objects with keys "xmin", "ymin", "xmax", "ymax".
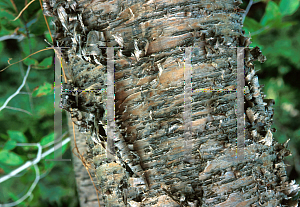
[{"xmin": 43, "ymin": 0, "xmax": 299, "ymax": 206}]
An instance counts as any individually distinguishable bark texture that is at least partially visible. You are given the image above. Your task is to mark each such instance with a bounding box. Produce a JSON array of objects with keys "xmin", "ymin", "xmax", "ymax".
[
  {"xmin": 68, "ymin": 115, "xmax": 103, "ymax": 207},
  {"xmin": 43, "ymin": 0, "xmax": 299, "ymax": 206}
]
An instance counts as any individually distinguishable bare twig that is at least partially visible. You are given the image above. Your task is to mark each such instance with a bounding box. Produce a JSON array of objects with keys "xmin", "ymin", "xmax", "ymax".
[
  {"xmin": 0, "ymin": 138, "xmax": 70, "ymax": 184},
  {"xmin": 0, "ymin": 65, "xmax": 31, "ymax": 112},
  {"xmin": 19, "ymin": 60, "xmax": 34, "ymax": 113},
  {"xmin": 13, "ymin": 0, "xmax": 35, "ymax": 21},
  {"xmin": 0, "ymin": 138, "xmax": 70, "ymax": 206},
  {"xmin": 242, "ymin": 0, "xmax": 253, "ymax": 23},
  {"xmin": 251, "ymin": 26, "xmax": 270, "ymax": 36},
  {"xmin": 0, "ymin": 34, "xmax": 25, "ymax": 42},
  {"xmin": 4, "ymin": 106, "xmax": 32, "ymax": 115}
]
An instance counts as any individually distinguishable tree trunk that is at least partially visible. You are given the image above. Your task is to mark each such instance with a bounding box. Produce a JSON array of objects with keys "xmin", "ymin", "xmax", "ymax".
[
  {"xmin": 44, "ymin": 0, "xmax": 299, "ymax": 206},
  {"xmin": 68, "ymin": 115, "xmax": 104, "ymax": 207}
]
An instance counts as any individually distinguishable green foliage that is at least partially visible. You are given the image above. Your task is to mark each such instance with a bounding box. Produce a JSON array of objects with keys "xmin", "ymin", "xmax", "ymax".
[
  {"xmin": 32, "ymin": 82, "xmax": 54, "ymax": 97},
  {"xmin": 243, "ymin": 0, "xmax": 300, "ymax": 184},
  {"xmin": 243, "ymin": 17, "xmax": 263, "ymax": 33},
  {"xmin": 280, "ymin": 0, "xmax": 300, "ymax": 16},
  {"xmin": 36, "ymin": 57, "xmax": 53, "ymax": 69},
  {"xmin": 0, "ymin": 150, "xmax": 24, "ymax": 165},
  {"xmin": 0, "ymin": 1, "xmax": 77, "ymax": 206},
  {"xmin": 260, "ymin": 1, "xmax": 282, "ymax": 26},
  {"xmin": 23, "ymin": 56, "xmax": 39, "ymax": 66},
  {"xmin": 243, "ymin": 0, "xmax": 299, "ymax": 36},
  {"xmin": 29, "ymin": 10, "xmax": 49, "ymax": 36},
  {"xmin": 3, "ymin": 140, "xmax": 17, "ymax": 150},
  {"xmin": 0, "ymin": 8, "xmax": 23, "ymax": 31},
  {"xmin": 8, "ymin": 130, "xmax": 28, "ymax": 143},
  {"xmin": 40, "ymin": 133, "xmax": 55, "ymax": 146}
]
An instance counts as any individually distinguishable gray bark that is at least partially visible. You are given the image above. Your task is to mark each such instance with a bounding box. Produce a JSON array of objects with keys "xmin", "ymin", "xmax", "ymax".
[
  {"xmin": 68, "ymin": 115, "xmax": 103, "ymax": 207},
  {"xmin": 44, "ymin": 0, "xmax": 299, "ymax": 206}
]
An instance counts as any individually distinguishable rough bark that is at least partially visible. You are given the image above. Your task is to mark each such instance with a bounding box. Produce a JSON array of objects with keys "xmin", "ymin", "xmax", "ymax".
[
  {"xmin": 68, "ymin": 115, "xmax": 104, "ymax": 207},
  {"xmin": 44, "ymin": 0, "xmax": 299, "ymax": 206}
]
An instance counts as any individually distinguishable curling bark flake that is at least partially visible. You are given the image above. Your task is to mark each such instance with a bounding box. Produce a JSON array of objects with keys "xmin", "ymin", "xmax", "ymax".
[{"xmin": 43, "ymin": 0, "xmax": 299, "ymax": 206}]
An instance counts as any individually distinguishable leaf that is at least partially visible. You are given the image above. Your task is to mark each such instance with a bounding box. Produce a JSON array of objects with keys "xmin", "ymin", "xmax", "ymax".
[
  {"xmin": 40, "ymin": 133, "xmax": 55, "ymax": 146},
  {"xmin": 7, "ymin": 130, "xmax": 28, "ymax": 143},
  {"xmin": 0, "ymin": 8, "xmax": 23, "ymax": 31},
  {"xmin": 0, "ymin": 0, "xmax": 14, "ymax": 11},
  {"xmin": 260, "ymin": 1, "xmax": 282, "ymax": 26},
  {"xmin": 0, "ymin": 133, "xmax": 9, "ymax": 139},
  {"xmin": 20, "ymin": 0, "xmax": 42, "ymax": 23},
  {"xmin": 44, "ymin": 159, "xmax": 55, "ymax": 172},
  {"xmin": 3, "ymin": 140, "xmax": 17, "ymax": 150},
  {"xmin": 243, "ymin": 17, "xmax": 263, "ymax": 33},
  {"xmin": 0, "ymin": 150, "xmax": 24, "ymax": 166},
  {"xmin": 29, "ymin": 10, "xmax": 48, "ymax": 36},
  {"xmin": 8, "ymin": 192, "xmax": 20, "ymax": 203},
  {"xmin": 34, "ymin": 95, "xmax": 55, "ymax": 116},
  {"xmin": 32, "ymin": 82, "xmax": 54, "ymax": 97},
  {"xmin": 279, "ymin": 0, "xmax": 300, "ymax": 16},
  {"xmin": 23, "ymin": 57, "xmax": 38, "ymax": 66},
  {"xmin": 20, "ymin": 38, "xmax": 38, "ymax": 56},
  {"xmin": 35, "ymin": 57, "xmax": 53, "ymax": 69}
]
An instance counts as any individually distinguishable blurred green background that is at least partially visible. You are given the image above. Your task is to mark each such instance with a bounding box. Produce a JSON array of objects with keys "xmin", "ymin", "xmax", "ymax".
[
  {"xmin": 0, "ymin": 0, "xmax": 299, "ymax": 206},
  {"xmin": 0, "ymin": 0, "xmax": 78, "ymax": 206},
  {"xmin": 241, "ymin": 0, "xmax": 300, "ymax": 189}
]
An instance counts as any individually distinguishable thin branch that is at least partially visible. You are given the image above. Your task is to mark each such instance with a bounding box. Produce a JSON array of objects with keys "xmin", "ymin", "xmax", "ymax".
[
  {"xmin": 242, "ymin": 0, "xmax": 253, "ymax": 23},
  {"xmin": 5, "ymin": 106, "xmax": 32, "ymax": 115},
  {"xmin": 38, "ymin": 0, "xmax": 54, "ymax": 44},
  {"xmin": 0, "ymin": 34, "xmax": 25, "ymax": 42},
  {"xmin": 251, "ymin": 26, "xmax": 270, "ymax": 36},
  {"xmin": 0, "ymin": 143, "xmax": 42, "ymax": 184},
  {"xmin": 13, "ymin": 0, "xmax": 36, "ymax": 21},
  {"xmin": 42, "ymin": 131, "xmax": 68, "ymax": 148},
  {"xmin": 0, "ymin": 65, "xmax": 31, "ymax": 112},
  {"xmin": 0, "ymin": 137, "xmax": 70, "ymax": 184},
  {"xmin": 18, "ymin": 92, "xmax": 31, "ymax": 95},
  {"xmin": 70, "ymin": 116, "xmax": 102, "ymax": 207},
  {"xmin": 0, "ymin": 48, "xmax": 52, "ymax": 72},
  {"xmin": 0, "ymin": 138, "xmax": 71, "ymax": 207},
  {"xmin": 19, "ymin": 54, "xmax": 34, "ymax": 113},
  {"xmin": 0, "ymin": 164, "xmax": 40, "ymax": 207}
]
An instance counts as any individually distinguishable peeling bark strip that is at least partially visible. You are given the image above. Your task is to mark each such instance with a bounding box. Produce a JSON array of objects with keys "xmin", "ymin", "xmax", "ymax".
[
  {"xmin": 183, "ymin": 48, "xmax": 193, "ymax": 161},
  {"xmin": 106, "ymin": 47, "xmax": 116, "ymax": 159},
  {"xmin": 44, "ymin": 0, "xmax": 300, "ymax": 206},
  {"xmin": 236, "ymin": 47, "xmax": 245, "ymax": 161},
  {"xmin": 52, "ymin": 47, "xmax": 70, "ymax": 161}
]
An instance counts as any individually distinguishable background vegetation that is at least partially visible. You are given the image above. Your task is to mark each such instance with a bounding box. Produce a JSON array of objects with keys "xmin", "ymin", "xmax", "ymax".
[
  {"xmin": 241, "ymin": 0, "xmax": 300, "ymax": 188},
  {"xmin": 0, "ymin": 0, "xmax": 78, "ymax": 206},
  {"xmin": 0, "ymin": 0, "xmax": 299, "ymax": 206}
]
